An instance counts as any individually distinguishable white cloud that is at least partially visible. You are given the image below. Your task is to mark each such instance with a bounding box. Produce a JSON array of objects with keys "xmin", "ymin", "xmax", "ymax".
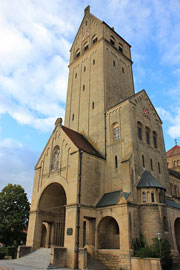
[
  {"xmin": 0, "ymin": 0, "xmax": 79, "ymax": 132},
  {"xmin": 0, "ymin": 138, "xmax": 39, "ymax": 200}
]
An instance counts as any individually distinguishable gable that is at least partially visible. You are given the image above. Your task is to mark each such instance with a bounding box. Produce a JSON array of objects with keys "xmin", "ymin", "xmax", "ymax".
[
  {"xmin": 35, "ymin": 124, "xmax": 78, "ymax": 170},
  {"xmin": 70, "ymin": 6, "xmax": 102, "ymax": 54},
  {"xmin": 129, "ymin": 90, "xmax": 162, "ymax": 124}
]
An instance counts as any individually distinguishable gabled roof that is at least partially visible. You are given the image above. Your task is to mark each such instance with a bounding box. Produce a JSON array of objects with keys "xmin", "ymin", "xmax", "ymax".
[
  {"xmin": 166, "ymin": 145, "xmax": 180, "ymax": 157},
  {"xmin": 62, "ymin": 126, "xmax": 103, "ymax": 159},
  {"xmin": 166, "ymin": 198, "xmax": 180, "ymax": 209},
  {"xmin": 96, "ymin": 190, "xmax": 130, "ymax": 208},
  {"xmin": 137, "ymin": 170, "xmax": 165, "ymax": 190},
  {"xmin": 169, "ymin": 169, "xmax": 180, "ymax": 179}
]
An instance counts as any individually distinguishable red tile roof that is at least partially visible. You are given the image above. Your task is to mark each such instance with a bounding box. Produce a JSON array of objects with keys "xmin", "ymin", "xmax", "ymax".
[
  {"xmin": 166, "ymin": 145, "xmax": 180, "ymax": 157},
  {"xmin": 62, "ymin": 126, "xmax": 103, "ymax": 159}
]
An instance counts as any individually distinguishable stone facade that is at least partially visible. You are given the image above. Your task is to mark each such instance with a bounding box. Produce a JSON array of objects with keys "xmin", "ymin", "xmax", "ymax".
[{"xmin": 26, "ymin": 6, "xmax": 180, "ymax": 270}]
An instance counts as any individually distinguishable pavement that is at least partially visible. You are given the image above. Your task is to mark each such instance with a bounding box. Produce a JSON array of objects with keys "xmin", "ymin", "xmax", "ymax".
[{"xmin": 0, "ymin": 248, "xmax": 71, "ymax": 270}]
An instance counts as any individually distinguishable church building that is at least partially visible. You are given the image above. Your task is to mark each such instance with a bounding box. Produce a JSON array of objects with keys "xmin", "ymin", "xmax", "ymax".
[{"xmin": 26, "ymin": 6, "xmax": 180, "ymax": 270}]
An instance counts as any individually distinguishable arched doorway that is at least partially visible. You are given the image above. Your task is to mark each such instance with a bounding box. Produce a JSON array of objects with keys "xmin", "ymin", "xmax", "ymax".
[
  {"xmin": 175, "ymin": 218, "xmax": 180, "ymax": 253},
  {"xmin": 38, "ymin": 183, "xmax": 66, "ymax": 247},
  {"xmin": 98, "ymin": 216, "xmax": 120, "ymax": 249}
]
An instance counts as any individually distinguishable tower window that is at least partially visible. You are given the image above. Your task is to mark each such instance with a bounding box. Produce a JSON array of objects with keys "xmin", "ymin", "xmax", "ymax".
[
  {"xmin": 76, "ymin": 49, "xmax": 80, "ymax": 58},
  {"xmin": 150, "ymin": 158, "xmax": 153, "ymax": 171},
  {"xmin": 113, "ymin": 60, "xmax": 116, "ymax": 67},
  {"xmin": 142, "ymin": 155, "xmax": 145, "ymax": 168},
  {"xmin": 142, "ymin": 192, "xmax": 146, "ymax": 203},
  {"xmin": 115, "ymin": 155, "xmax": 118, "ymax": 168},
  {"xmin": 83, "ymin": 85, "xmax": 85, "ymax": 91},
  {"xmin": 92, "ymin": 102, "xmax": 95, "ymax": 109},
  {"xmin": 145, "ymin": 127, "xmax": 150, "ymax": 145},
  {"xmin": 110, "ymin": 36, "xmax": 115, "ymax": 46},
  {"xmin": 75, "ymin": 73, "xmax": 77, "ymax": 78},
  {"xmin": 85, "ymin": 21, "xmax": 88, "ymax": 25},
  {"xmin": 151, "ymin": 192, "xmax": 155, "ymax": 202},
  {"xmin": 137, "ymin": 121, "xmax": 143, "ymax": 140},
  {"xmin": 93, "ymin": 37, "xmax": 98, "ymax": 44},
  {"xmin": 84, "ymin": 66, "xmax": 86, "ymax": 72},
  {"xmin": 153, "ymin": 131, "xmax": 157, "ymax": 148},
  {"xmin": 84, "ymin": 44, "xmax": 89, "ymax": 51},
  {"xmin": 158, "ymin": 162, "xmax": 161, "ymax": 174},
  {"xmin": 122, "ymin": 67, "xmax": 125, "ymax": 73},
  {"xmin": 113, "ymin": 124, "xmax": 120, "ymax": 141},
  {"xmin": 93, "ymin": 59, "xmax": 95, "ymax": 65},
  {"xmin": 72, "ymin": 114, "xmax": 74, "ymax": 121},
  {"xmin": 119, "ymin": 46, "xmax": 123, "ymax": 53}
]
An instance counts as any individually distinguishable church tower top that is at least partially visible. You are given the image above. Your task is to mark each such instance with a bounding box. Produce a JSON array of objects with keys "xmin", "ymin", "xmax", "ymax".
[{"xmin": 84, "ymin": 5, "xmax": 90, "ymax": 16}]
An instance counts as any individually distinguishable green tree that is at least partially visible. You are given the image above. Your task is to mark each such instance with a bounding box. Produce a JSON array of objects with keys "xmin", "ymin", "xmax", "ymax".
[{"xmin": 0, "ymin": 184, "xmax": 30, "ymax": 247}]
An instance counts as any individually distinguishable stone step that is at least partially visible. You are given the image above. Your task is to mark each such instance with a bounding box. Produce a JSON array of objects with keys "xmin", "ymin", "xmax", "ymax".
[{"xmin": 87, "ymin": 254, "xmax": 108, "ymax": 270}]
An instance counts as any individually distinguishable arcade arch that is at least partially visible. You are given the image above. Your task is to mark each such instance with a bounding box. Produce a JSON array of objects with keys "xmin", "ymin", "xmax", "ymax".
[
  {"xmin": 98, "ymin": 216, "xmax": 120, "ymax": 249},
  {"xmin": 38, "ymin": 183, "xmax": 66, "ymax": 247}
]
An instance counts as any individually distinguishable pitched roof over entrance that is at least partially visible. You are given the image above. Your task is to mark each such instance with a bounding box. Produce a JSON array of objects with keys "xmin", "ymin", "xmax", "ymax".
[
  {"xmin": 137, "ymin": 170, "xmax": 165, "ymax": 189},
  {"xmin": 96, "ymin": 190, "xmax": 130, "ymax": 208},
  {"xmin": 166, "ymin": 144, "xmax": 180, "ymax": 157},
  {"xmin": 62, "ymin": 126, "xmax": 103, "ymax": 159}
]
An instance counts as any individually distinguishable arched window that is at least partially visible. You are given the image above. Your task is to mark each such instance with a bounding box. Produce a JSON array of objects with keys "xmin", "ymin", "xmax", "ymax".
[
  {"xmin": 119, "ymin": 42, "xmax": 123, "ymax": 53},
  {"xmin": 75, "ymin": 49, "xmax": 80, "ymax": 58},
  {"xmin": 158, "ymin": 162, "xmax": 161, "ymax": 174},
  {"xmin": 142, "ymin": 155, "xmax": 145, "ymax": 168},
  {"xmin": 151, "ymin": 192, "xmax": 155, "ymax": 202},
  {"xmin": 115, "ymin": 155, "xmax": 118, "ymax": 168},
  {"xmin": 92, "ymin": 35, "xmax": 98, "ymax": 44},
  {"xmin": 153, "ymin": 131, "xmax": 158, "ymax": 148},
  {"xmin": 110, "ymin": 36, "xmax": 115, "ymax": 46},
  {"xmin": 84, "ymin": 42, "xmax": 89, "ymax": 51},
  {"xmin": 112, "ymin": 123, "xmax": 120, "ymax": 141},
  {"xmin": 50, "ymin": 145, "xmax": 60, "ymax": 171},
  {"xmin": 72, "ymin": 114, "xmax": 74, "ymax": 121},
  {"xmin": 145, "ymin": 127, "xmax": 150, "ymax": 145},
  {"xmin": 163, "ymin": 216, "xmax": 169, "ymax": 232},
  {"xmin": 142, "ymin": 192, "xmax": 146, "ymax": 203},
  {"xmin": 150, "ymin": 158, "xmax": 153, "ymax": 171},
  {"xmin": 92, "ymin": 101, "xmax": 95, "ymax": 109},
  {"xmin": 137, "ymin": 121, "xmax": 143, "ymax": 141}
]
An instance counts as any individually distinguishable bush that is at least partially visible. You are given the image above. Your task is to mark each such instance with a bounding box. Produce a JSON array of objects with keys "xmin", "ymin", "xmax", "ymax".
[{"xmin": 132, "ymin": 235, "xmax": 173, "ymax": 270}]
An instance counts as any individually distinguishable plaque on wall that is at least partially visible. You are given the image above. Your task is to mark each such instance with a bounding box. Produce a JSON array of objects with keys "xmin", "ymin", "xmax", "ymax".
[{"xmin": 67, "ymin": 228, "xmax": 73, "ymax": 235}]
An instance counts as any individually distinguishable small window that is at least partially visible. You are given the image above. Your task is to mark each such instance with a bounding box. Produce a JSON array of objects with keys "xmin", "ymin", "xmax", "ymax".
[
  {"xmin": 76, "ymin": 50, "xmax": 80, "ymax": 58},
  {"xmin": 72, "ymin": 114, "xmax": 74, "ymax": 121},
  {"xmin": 110, "ymin": 36, "xmax": 115, "ymax": 46},
  {"xmin": 115, "ymin": 155, "xmax": 118, "ymax": 168},
  {"xmin": 113, "ymin": 60, "xmax": 116, "ymax": 67},
  {"xmin": 85, "ymin": 21, "xmax": 88, "ymax": 25},
  {"xmin": 93, "ymin": 59, "xmax": 95, "ymax": 65},
  {"xmin": 137, "ymin": 122, "xmax": 142, "ymax": 140},
  {"xmin": 145, "ymin": 127, "xmax": 150, "ymax": 145},
  {"xmin": 75, "ymin": 73, "xmax": 77, "ymax": 78},
  {"xmin": 122, "ymin": 67, "xmax": 125, "ymax": 73},
  {"xmin": 142, "ymin": 192, "xmax": 146, "ymax": 203},
  {"xmin": 84, "ymin": 66, "xmax": 86, "ymax": 72},
  {"xmin": 84, "ymin": 44, "xmax": 89, "ymax": 51},
  {"xmin": 93, "ymin": 37, "xmax": 98, "ymax": 44},
  {"xmin": 83, "ymin": 85, "xmax": 85, "ymax": 91},
  {"xmin": 92, "ymin": 102, "xmax": 95, "ymax": 109},
  {"xmin": 113, "ymin": 125, "xmax": 120, "ymax": 141},
  {"xmin": 119, "ymin": 46, "xmax": 123, "ymax": 53},
  {"xmin": 153, "ymin": 131, "xmax": 157, "ymax": 148},
  {"xmin": 158, "ymin": 162, "xmax": 161, "ymax": 174},
  {"xmin": 151, "ymin": 192, "xmax": 155, "ymax": 202},
  {"xmin": 142, "ymin": 155, "xmax": 145, "ymax": 168},
  {"xmin": 150, "ymin": 158, "xmax": 153, "ymax": 171}
]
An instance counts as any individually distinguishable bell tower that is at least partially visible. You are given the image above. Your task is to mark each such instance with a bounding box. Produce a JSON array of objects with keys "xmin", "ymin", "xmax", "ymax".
[{"xmin": 64, "ymin": 6, "xmax": 134, "ymax": 155}]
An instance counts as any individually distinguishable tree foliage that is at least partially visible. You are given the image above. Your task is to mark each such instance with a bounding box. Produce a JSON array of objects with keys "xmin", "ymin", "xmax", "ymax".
[
  {"xmin": 132, "ymin": 234, "xmax": 173, "ymax": 270},
  {"xmin": 0, "ymin": 184, "xmax": 30, "ymax": 246}
]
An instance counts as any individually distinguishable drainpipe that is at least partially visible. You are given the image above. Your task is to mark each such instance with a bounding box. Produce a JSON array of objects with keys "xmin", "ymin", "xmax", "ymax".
[
  {"xmin": 76, "ymin": 150, "xmax": 83, "ymax": 269},
  {"xmin": 104, "ymin": 112, "xmax": 107, "ymax": 159}
]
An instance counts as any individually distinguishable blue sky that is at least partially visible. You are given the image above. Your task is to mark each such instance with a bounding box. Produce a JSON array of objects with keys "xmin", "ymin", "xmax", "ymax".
[{"xmin": 0, "ymin": 0, "xmax": 180, "ymax": 199}]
